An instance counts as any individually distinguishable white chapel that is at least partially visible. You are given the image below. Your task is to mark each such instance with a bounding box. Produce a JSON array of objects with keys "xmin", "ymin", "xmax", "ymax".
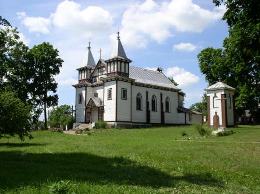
[{"xmin": 73, "ymin": 33, "xmax": 198, "ymax": 127}]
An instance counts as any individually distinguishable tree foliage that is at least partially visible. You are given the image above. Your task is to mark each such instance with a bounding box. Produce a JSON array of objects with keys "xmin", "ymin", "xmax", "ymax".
[
  {"xmin": 198, "ymin": 0, "xmax": 260, "ymax": 119},
  {"xmin": 0, "ymin": 91, "xmax": 32, "ymax": 140},
  {"xmin": 48, "ymin": 105, "xmax": 74, "ymax": 129},
  {"xmin": 0, "ymin": 16, "xmax": 63, "ymax": 136},
  {"xmin": 27, "ymin": 43, "xmax": 63, "ymax": 129},
  {"xmin": 190, "ymin": 94, "xmax": 207, "ymax": 116}
]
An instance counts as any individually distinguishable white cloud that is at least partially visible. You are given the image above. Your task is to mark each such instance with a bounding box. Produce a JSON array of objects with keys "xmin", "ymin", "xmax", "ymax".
[
  {"xmin": 145, "ymin": 66, "xmax": 199, "ymax": 87},
  {"xmin": 51, "ymin": 0, "xmax": 113, "ymax": 38},
  {"xmin": 173, "ymin": 42, "xmax": 197, "ymax": 52},
  {"xmin": 17, "ymin": 0, "xmax": 113, "ymax": 38},
  {"xmin": 120, "ymin": 0, "xmax": 224, "ymax": 48},
  {"xmin": 165, "ymin": 67, "xmax": 199, "ymax": 87},
  {"xmin": 17, "ymin": 0, "xmax": 114, "ymax": 91},
  {"xmin": 17, "ymin": 12, "xmax": 51, "ymax": 34}
]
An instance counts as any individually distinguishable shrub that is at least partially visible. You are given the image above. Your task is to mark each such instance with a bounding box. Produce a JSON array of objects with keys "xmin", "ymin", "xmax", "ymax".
[
  {"xmin": 49, "ymin": 180, "xmax": 76, "ymax": 194},
  {"xmin": 0, "ymin": 91, "xmax": 32, "ymax": 140},
  {"xmin": 194, "ymin": 124, "xmax": 211, "ymax": 137},
  {"xmin": 182, "ymin": 131, "xmax": 188, "ymax": 136},
  {"xmin": 217, "ymin": 130, "xmax": 234, "ymax": 136},
  {"xmin": 94, "ymin": 121, "xmax": 107, "ymax": 129}
]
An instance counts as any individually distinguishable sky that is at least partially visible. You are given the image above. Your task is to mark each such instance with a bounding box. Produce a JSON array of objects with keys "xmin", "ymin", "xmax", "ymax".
[{"xmin": 0, "ymin": 0, "xmax": 228, "ymax": 107}]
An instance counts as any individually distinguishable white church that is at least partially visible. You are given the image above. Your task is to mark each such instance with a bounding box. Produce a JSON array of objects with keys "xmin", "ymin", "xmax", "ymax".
[{"xmin": 73, "ymin": 33, "xmax": 201, "ymax": 127}]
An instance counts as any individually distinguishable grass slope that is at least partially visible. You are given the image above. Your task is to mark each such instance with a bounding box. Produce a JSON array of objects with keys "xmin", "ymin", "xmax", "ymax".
[{"xmin": 0, "ymin": 125, "xmax": 259, "ymax": 193}]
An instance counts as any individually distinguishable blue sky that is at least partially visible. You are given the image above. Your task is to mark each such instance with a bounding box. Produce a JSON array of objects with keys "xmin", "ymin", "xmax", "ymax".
[{"xmin": 0, "ymin": 0, "xmax": 228, "ymax": 107}]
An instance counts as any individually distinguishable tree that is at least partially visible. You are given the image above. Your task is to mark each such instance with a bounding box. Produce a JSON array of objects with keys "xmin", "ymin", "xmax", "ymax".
[
  {"xmin": 0, "ymin": 90, "xmax": 32, "ymax": 140},
  {"xmin": 48, "ymin": 105, "xmax": 74, "ymax": 129},
  {"xmin": 190, "ymin": 94, "xmax": 207, "ymax": 116},
  {"xmin": 198, "ymin": 0, "xmax": 260, "ymax": 120},
  {"xmin": 0, "ymin": 18, "xmax": 29, "ymax": 102},
  {"xmin": 27, "ymin": 43, "xmax": 63, "ymax": 129}
]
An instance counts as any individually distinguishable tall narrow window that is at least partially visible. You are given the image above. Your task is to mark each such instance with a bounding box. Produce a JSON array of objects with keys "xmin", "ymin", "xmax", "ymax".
[
  {"xmin": 165, "ymin": 97, "xmax": 170, "ymax": 113},
  {"xmin": 121, "ymin": 88, "xmax": 127, "ymax": 100},
  {"xmin": 152, "ymin": 95, "xmax": 157, "ymax": 112},
  {"xmin": 107, "ymin": 88, "xmax": 112, "ymax": 100},
  {"xmin": 78, "ymin": 93, "xmax": 82, "ymax": 104},
  {"xmin": 136, "ymin": 93, "xmax": 142, "ymax": 110},
  {"xmin": 213, "ymin": 93, "xmax": 218, "ymax": 108}
]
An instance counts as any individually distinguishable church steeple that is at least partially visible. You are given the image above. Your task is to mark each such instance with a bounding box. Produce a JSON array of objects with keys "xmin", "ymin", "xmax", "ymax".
[
  {"xmin": 105, "ymin": 32, "xmax": 131, "ymax": 77},
  {"xmin": 86, "ymin": 42, "xmax": 96, "ymax": 68},
  {"xmin": 111, "ymin": 32, "xmax": 128, "ymax": 60}
]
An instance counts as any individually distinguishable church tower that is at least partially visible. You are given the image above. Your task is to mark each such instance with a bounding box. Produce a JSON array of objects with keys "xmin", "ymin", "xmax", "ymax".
[
  {"xmin": 105, "ymin": 32, "xmax": 132, "ymax": 77},
  {"xmin": 77, "ymin": 42, "xmax": 96, "ymax": 82}
]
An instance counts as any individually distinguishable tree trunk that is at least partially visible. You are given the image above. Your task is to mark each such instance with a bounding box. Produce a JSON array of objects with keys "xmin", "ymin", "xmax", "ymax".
[
  {"xmin": 44, "ymin": 93, "xmax": 47, "ymax": 130},
  {"xmin": 44, "ymin": 102, "xmax": 47, "ymax": 129}
]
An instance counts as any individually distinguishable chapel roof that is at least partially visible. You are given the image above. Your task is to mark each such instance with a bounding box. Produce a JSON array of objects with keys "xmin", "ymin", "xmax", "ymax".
[
  {"xmin": 205, "ymin": 81, "xmax": 235, "ymax": 91},
  {"xmin": 129, "ymin": 66, "xmax": 180, "ymax": 90}
]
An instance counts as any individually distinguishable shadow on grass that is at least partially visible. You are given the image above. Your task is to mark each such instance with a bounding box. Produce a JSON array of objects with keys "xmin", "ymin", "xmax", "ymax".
[
  {"xmin": 0, "ymin": 151, "xmax": 224, "ymax": 190},
  {"xmin": 0, "ymin": 143, "xmax": 46, "ymax": 147}
]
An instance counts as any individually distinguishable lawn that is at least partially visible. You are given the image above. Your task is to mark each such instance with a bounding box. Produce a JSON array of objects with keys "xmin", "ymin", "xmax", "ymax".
[{"xmin": 0, "ymin": 125, "xmax": 259, "ymax": 193}]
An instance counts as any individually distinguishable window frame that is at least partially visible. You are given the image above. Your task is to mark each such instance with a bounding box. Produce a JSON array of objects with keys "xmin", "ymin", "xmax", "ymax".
[
  {"xmin": 121, "ymin": 88, "xmax": 127, "ymax": 100},
  {"xmin": 151, "ymin": 95, "xmax": 157, "ymax": 112},
  {"xmin": 136, "ymin": 93, "xmax": 142, "ymax": 111},
  {"xmin": 213, "ymin": 93, "xmax": 218, "ymax": 108},
  {"xmin": 78, "ymin": 93, "xmax": 82, "ymax": 104},
  {"xmin": 107, "ymin": 88, "xmax": 112, "ymax": 100}
]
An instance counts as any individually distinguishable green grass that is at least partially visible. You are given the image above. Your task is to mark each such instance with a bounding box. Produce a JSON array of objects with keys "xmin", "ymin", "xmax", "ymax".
[{"xmin": 0, "ymin": 125, "xmax": 260, "ymax": 193}]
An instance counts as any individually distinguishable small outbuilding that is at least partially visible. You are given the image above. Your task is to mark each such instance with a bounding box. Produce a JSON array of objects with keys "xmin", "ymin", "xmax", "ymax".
[{"xmin": 205, "ymin": 82, "xmax": 235, "ymax": 128}]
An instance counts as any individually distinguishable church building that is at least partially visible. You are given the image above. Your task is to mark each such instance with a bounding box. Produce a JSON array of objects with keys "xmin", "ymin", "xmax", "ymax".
[{"xmin": 73, "ymin": 33, "xmax": 194, "ymax": 127}]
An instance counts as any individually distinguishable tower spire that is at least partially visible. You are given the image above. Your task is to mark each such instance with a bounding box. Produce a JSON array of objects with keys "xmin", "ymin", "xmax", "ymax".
[
  {"xmin": 86, "ymin": 41, "xmax": 96, "ymax": 68},
  {"xmin": 111, "ymin": 31, "xmax": 129, "ymax": 60}
]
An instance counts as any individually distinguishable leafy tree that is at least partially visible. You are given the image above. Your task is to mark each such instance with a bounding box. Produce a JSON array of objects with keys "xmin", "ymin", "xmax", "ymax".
[
  {"xmin": 190, "ymin": 94, "xmax": 208, "ymax": 116},
  {"xmin": 0, "ymin": 18, "xmax": 29, "ymax": 102},
  {"xmin": 198, "ymin": 0, "xmax": 260, "ymax": 120},
  {"xmin": 48, "ymin": 105, "xmax": 74, "ymax": 129},
  {"xmin": 27, "ymin": 43, "xmax": 63, "ymax": 129},
  {"xmin": 0, "ymin": 90, "xmax": 32, "ymax": 140}
]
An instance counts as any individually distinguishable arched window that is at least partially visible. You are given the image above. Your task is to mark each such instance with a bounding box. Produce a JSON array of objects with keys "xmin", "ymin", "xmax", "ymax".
[
  {"xmin": 136, "ymin": 93, "xmax": 142, "ymax": 110},
  {"xmin": 151, "ymin": 95, "xmax": 157, "ymax": 112},
  {"xmin": 165, "ymin": 97, "xmax": 170, "ymax": 113}
]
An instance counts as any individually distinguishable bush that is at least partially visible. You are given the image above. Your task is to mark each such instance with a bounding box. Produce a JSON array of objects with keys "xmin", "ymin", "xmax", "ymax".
[
  {"xmin": 182, "ymin": 131, "xmax": 188, "ymax": 136},
  {"xmin": 194, "ymin": 124, "xmax": 211, "ymax": 137},
  {"xmin": 217, "ymin": 130, "xmax": 234, "ymax": 136},
  {"xmin": 94, "ymin": 121, "xmax": 107, "ymax": 129},
  {"xmin": 0, "ymin": 91, "xmax": 32, "ymax": 140},
  {"xmin": 49, "ymin": 180, "xmax": 76, "ymax": 194}
]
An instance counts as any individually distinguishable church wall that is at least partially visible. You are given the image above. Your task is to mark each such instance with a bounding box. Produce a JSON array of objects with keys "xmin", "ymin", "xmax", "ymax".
[
  {"xmin": 103, "ymin": 81, "xmax": 116, "ymax": 121},
  {"xmin": 131, "ymin": 85, "xmax": 147, "ymax": 123},
  {"xmin": 75, "ymin": 87, "xmax": 86, "ymax": 123},
  {"xmin": 117, "ymin": 81, "xmax": 131, "ymax": 122},
  {"xmin": 164, "ymin": 91, "xmax": 179, "ymax": 124}
]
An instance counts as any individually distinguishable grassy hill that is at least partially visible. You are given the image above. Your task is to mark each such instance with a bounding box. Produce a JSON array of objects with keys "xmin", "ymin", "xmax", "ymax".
[{"xmin": 0, "ymin": 125, "xmax": 259, "ymax": 193}]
